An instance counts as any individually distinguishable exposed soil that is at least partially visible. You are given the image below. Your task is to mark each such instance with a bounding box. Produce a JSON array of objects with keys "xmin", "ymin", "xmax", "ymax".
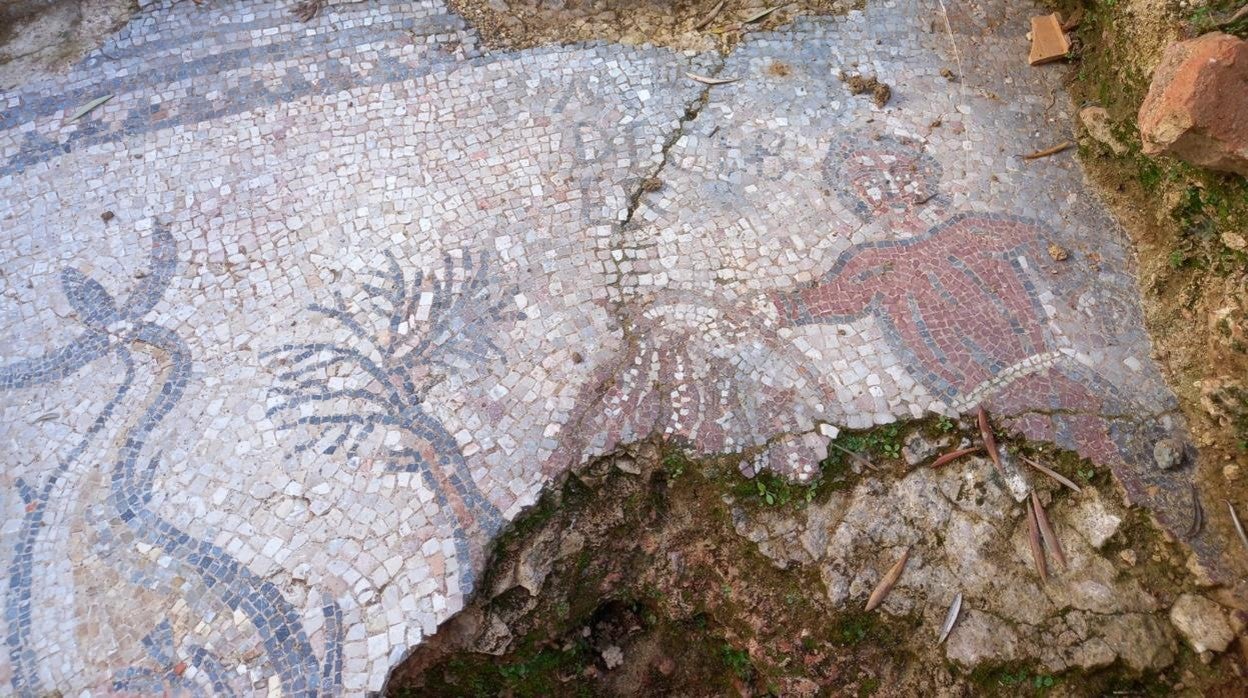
[
  {"xmin": 0, "ymin": 0, "xmax": 137, "ymax": 91},
  {"xmin": 386, "ymin": 420, "xmax": 1245, "ymax": 697},
  {"xmin": 445, "ymin": 0, "xmax": 863, "ymax": 52},
  {"xmin": 1050, "ymin": 0, "xmax": 1248, "ymax": 567},
  {"xmin": 839, "ymin": 71, "xmax": 892, "ymax": 108}
]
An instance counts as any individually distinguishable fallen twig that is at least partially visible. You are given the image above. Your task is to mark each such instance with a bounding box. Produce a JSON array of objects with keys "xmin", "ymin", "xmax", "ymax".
[
  {"xmin": 686, "ymin": 72, "xmax": 739, "ymax": 86},
  {"xmin": 830, "ymin": 442, "xmax": 879, "ymax": 471},
  {"xmin": 934, "ymin": 0, "xmax": 970, "ymax": 177},
  {"xmin": 938, "ymin": 593, "xmax": 962, "ymax": 645},
  {"xmin": 930, "ymin": 446, "xmax": 981, "ymax": 469},
  {"xmin": 1226, "ymin": 500, "xmax": 1248, "ymax": 553},
  {"xmin": 865, "ymin": 548, "xmax": 910, "ymax": 611},
  {"xmin": 977, "ymin": 406, "xmax": 1004, "ymax": 476},
  {"xmin": 742, "ymin": 6, "xmax": 782, "ymax": 24},
  {"xmin": 1020, "ymin": 456, "xmax": 1082, "ymax": 493},
  {"xmin": 1220, "ymin": 3, "xmax": 1248, "ymax": 27},
  {"xmin": 1025, "ymin": 504, "xmax": 1048, "ymax": 581},
  {"xmin": 1022, "ymin": 142, "xmax": 1073, "ymax": 160},
  {"xmin": 1031, "ymin": 492, "xmax": 1067, "ymax": 569}
]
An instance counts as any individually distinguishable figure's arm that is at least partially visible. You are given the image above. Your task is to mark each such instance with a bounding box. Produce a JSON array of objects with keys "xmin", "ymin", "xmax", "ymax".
[{"xmin": 771, "ymin": 247, "xmax": 882, "ymax": 325}]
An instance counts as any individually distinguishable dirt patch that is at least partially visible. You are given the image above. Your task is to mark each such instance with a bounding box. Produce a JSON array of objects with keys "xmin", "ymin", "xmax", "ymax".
[
  {"xmin": 386, "ymin": 420, "xmax": 1243, "ymax": 696},
  {"xmin": 0, "ymin": 0, "xmax": 136, "ymax": 91},
  {"xmin": 444, "ymin": 0, "xmax": 862, "ymax": 52},
  {"xmin": 839, "ymin": 70, "xmax": 891, "ymax": 107},
  {"xmin": 1052, "ymin": 0, "xmax": 1248, "ymax": 555}
]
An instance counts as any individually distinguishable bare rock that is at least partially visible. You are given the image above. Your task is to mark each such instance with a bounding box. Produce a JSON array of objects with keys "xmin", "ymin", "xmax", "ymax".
[
  {"xmin": 1169, "ymin": 594, "xmax": 1234, "ymax": 653},
  {"xmin": 946, "ymin": 610, "xmax": 1020, "ymax": 666},
  {"xmin": 902, "ymin": 430, "xmax": 951, "ymax": 466},
  {"xmin": 612, "ymin": 455, "xmax": 641, "ymax": 475},
  {"xmin": 1198, "ymin": 378, "xmax": 1247, "ymax": 430},
  {"xmin": 734, "ymin": 458, "xmax": 1172, "ymax": 674},
  {"xmin": 1079, "ymin": 106, "xmax": 1127, "ymax": 155},
  {"xmin": 1099, "ymin": 613, "xmax": 1178, "ymax": 671},
  {"xmin": 601, "ymin": 645, "xmax": 624, "ymax": 670},
  {"xmin": 1152, "ymin": 438, "xmax": 1183, "ymax": 470},
  {"xmin": 1138, "ymin": 33, "xmax": 1248, "ymax": 176},
  {"xmin": 1068, "ymin": 489, "xmax": 1122, "ymax": 549},
  {"xmin": 1038, "ymin": 611, "xmax": 1176, "ymax": 672}
]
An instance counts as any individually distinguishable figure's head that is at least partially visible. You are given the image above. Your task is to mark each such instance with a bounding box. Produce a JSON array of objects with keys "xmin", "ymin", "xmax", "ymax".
[{"xmin": 823, "ymin": 135, "xmax": 942, "ymax": 219}]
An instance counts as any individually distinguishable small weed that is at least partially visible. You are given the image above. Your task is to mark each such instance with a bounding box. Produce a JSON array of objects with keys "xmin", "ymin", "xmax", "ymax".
[
  {"xmin": 1137, "ymin": 158, "xmax": 1163, "ymax": 192},
  {"xmin": 756, "ymin": 479, "xmax": 780, "ymax": 506},
  {"xmin": 663, "ymin": 449, "xmax": 689, "ymax": 478},
  {"xmin": 971, "ymin": 662, "xmax": 1060, "ymax": 694},
  {"xmin": 834, "ymin": 611, "xmax": 876, "ymax": 646},
  {"xmin": 1189, "ymin": 5, "xmax": 1216, "ymax": 33},
  {"xmin": 741, "ymin": 469, "xmax": 824, "ymax": 508},
  {"xmin": 937, "ymin": 416, "xmax": 956, "ymax": 433},
  {"xmin": 858, "ymin": 676, "xmax": 882, "ymax": 697},
  {"xmin": 829, "ymin": 423, "xmax": 905, "ymax": 462},
  {"xmin": 719, "ymin": 643, "xmax": 753, "ymax": 681}
]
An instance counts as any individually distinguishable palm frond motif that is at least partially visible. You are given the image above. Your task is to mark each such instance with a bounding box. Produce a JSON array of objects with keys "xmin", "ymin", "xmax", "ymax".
[{"xmin": 264, "ymin": 249, "xmax": 523, "ymax": 594}]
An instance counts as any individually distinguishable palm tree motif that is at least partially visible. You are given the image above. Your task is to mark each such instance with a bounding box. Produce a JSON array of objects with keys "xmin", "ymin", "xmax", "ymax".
[
  {"xmin": 263, "ymin": 249, "xmax": 524, "ymax": 594},
  {"xmin": 2, "ymin": 225, "xmax": 340, "ymax": 696}
]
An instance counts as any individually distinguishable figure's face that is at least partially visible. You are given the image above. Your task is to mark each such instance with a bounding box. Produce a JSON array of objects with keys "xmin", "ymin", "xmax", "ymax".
[{"xmin": 844, "ymin": 148, "xmax": 937, "ymax": 216}]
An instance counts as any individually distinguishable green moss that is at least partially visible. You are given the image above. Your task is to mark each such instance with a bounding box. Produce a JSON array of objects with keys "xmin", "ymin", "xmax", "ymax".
[
  {"xmin": 965, "ymin": 662, "xmax": 1063, "ymax": 696},
  {"xmin": 719, "ymin": 642, "xmax": 754, "ymax": 681},
  {"xmin": 402, "ymin": 639, "xmax": 594, "ymax": 698},
  {"xmin": 833, "ymin": 610, "xmax": 877, "ymax": 646},
  {"xmin": 661, "ymin": 447, "xmax": 691, "ymax": 478},
  {"xmin": 857, "ymin": 676, "xmax": 882, "ymax": 697}
]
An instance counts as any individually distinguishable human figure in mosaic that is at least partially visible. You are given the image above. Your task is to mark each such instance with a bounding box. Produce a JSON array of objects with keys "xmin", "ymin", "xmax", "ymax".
[{"xmin": 769, "ymin": 135, "xmax": 1183, "ymax": 514}]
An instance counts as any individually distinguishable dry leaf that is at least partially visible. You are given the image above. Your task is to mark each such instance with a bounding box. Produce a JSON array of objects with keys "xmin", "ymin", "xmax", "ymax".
[
  {"xmin": 685, "ymin": 72, "xmax": 739, "ymax": 85},
  {"xmin": 68, "ymin": 95, "xmax": 113, "ymax": 122},
  {"xmin": 977, "ymin": 406, "xmax": 1004, "ymax": 475},
  {"xmin": 1031, "ymin": 492, "xmax": 1067, "ymax": 569},
  {"xmin": 32, "ymin": 412, "xmax": 59, "ymax": 424},
  {"xmin": 1020, "ymin": 456, "xmax": 1082, "ymax": 493},
  {"xmin": 938, "ymin": 593, "xmax": 962, "ymax": 644},
  {"xmin": 929, "ymin": 446, "xmax": 981, "ymax": 469},
  {"xmin": 865, "ymin": 548, "xmax": 910, "ymax": 611},
  {"xmin": 1227, "ymin": 500, "xmax": 1248, "ymax": 553},
  {"xmin": 1025, "ymin": 504, "xmax": 1048, "ymax": 581}
]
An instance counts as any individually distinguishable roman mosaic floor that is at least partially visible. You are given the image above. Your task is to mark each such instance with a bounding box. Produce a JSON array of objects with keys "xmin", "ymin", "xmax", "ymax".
[{"xmin": 0, "ymin": 0, "xmax": 1222, "ymax": 694}]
